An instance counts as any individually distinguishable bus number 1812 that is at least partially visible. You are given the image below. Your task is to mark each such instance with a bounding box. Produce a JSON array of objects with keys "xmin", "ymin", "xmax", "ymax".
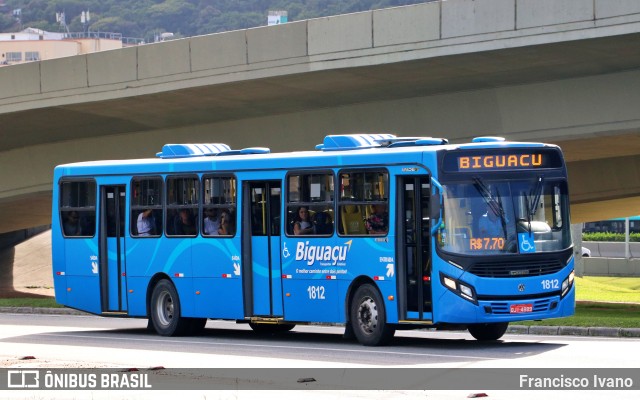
[{"xmin": 307, "ymin": 286, "xmax": 326, "ymax": 300}]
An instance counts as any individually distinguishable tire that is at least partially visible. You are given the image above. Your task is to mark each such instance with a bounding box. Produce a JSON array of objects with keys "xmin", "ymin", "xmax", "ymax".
[
  {"xmin": 350, "ymin": 283, "xmax": 395, "ymax": 346},
  {"xmin": 188, "ymin": 318, "xmax": 208, "ymax": 335},
  {"xmin": 149, "ymin": 279, "xmax": 190, "ymax": 336},
  {"xmin": 468, "ymin": 322, "xmax": 509, "ymax": 341},
  {"xmin": 249, "ymin": 322, "xmax": 295, "ymax": 333}
]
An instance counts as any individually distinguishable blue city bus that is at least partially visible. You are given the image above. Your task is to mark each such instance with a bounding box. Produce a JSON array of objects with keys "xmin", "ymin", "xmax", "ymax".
[
  {"xmin": 51, "ymin": 134, "xmax": 575, "ymax": 346},
  {"xmin": 583, "ymin": 216, "xmax": 640, "ymax": 234}
]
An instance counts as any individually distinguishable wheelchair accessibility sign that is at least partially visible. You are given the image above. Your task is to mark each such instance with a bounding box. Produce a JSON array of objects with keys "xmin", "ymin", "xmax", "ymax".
[{"xmin": 518, "ymin": 232, "xmax": 536, "ymax": 253}]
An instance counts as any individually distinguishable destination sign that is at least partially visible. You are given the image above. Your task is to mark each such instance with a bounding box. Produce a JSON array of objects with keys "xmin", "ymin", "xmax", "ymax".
[
  {"xmin": 458, "ymin": 154, "xmax": 542, "ymax": 171},
  {"xmin": 442, "ymin": 149, "xmax": 562, "ymax": 173}
]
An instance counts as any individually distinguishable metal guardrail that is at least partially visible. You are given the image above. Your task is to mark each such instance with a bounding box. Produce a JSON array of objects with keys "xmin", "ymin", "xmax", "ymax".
[{"xmin": 63, "ymin": 31, "xmax": 144, "ymax": 45}]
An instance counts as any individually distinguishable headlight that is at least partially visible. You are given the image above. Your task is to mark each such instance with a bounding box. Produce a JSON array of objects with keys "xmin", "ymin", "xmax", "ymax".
[
  {"xmin": 443, "ymin": 276, "xmax": 457, "ymax": 290},
  {"xmin": 561, "ymin": 270, "xmax": 575, "ymax": 298},
  {"xmin": 440, "ymin": 273, "xmax": 477, "ymax": 303},
  {"xmin": 460, "ymin": 284, "xmax": 474, "ymax": 300}
]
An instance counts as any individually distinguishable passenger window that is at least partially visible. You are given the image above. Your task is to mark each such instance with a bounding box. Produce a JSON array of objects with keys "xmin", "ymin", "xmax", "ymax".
[
  {"xmin": 59, "ymin": 180, "xmax": 96, "ymax": 237},
  {"xmin": 286, "ymin": 172, "xmax": 334, "ymax": 236},
  {"xmin": 131, "ymin": 177, "xmax": 163, "ymax": 237},
  {"xmin": 338, "ymin": 170, "xmax": 389, "ymax": 236},
  {"xmin": 202, "ymin": 176, "xmax": 236, "ymax": 237},
  {"xmin": 166, "ymin": 176, "xmax": 199, "ymax": 237}
]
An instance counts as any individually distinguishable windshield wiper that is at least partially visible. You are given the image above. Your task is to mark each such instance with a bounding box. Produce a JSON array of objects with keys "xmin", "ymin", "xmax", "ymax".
[
  {"xmin": 473, "ymin": 177, "xmax": 507, "ymax": 239},
  {"xmin": 473, "ymin": 178, "xmax": 504, "ymax": 217},
  {"xmin": 529, "ymin": 176, "xmax": 544, "ymax": 217},
  {"xmin": 522, "ymin": 176, "xmax": 544, "ymax": 235}
]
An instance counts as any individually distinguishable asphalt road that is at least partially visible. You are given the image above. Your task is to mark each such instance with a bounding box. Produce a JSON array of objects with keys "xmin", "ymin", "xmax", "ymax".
[{"xmin": 1, "ymin": 313, "xmax": 638, "ymax": 399}]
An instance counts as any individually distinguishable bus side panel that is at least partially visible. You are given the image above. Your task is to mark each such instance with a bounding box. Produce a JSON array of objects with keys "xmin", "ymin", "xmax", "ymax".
[
  {"xmin": 129, "ymin": 237, "xmax": 194, "ymax": 317},
  {"xmin": 164, "ymin": 239, "xmax": 194, "ymax": 317},
  {"xmin": 192, "ymin": 238, "xmax": 244, "ymax": 319},
  {"xmin": 282, "ymin": 279, "xmax": 340, "ymax": 322},
  {"xmin": 125, "ymin": 276, "xmax": 148, "ymax": 317},
  {"xmin": 125, "ymin": 238, "xmax": 168, "ymax": 316},
  {"xmin": 169, "ymin": 277, "xmax": 194, "ymax": 317},
  {"xmin": 193, "ymin": 278, "xmax": 244, "ymax": 319},
  {"xmin": 376, "ymin": 280, "xmax": 399, "ymax": 324},
  {"xmin": 51, "ymin": 228, "xmax": 68, "ymax": 306},
  {"xmin": 66, "ymin": 275, "xmax": 102, "ymax": 314},
  {"xmin": 64, "ymin": 239, "xmax": 101, "ymax": 314}
]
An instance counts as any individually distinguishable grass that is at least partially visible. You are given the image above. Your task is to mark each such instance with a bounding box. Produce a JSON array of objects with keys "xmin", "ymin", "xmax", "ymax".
[
  {"xmin": 0, "ymin": 297, "xmax": 62, "ymax": 308},
  {"xmin": 575, "ymin": 276, "xmax": 640, "ymax": 303}
]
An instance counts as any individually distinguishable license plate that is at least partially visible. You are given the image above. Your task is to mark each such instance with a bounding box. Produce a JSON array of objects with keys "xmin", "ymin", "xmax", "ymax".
[{"xmin": 510, "ymin": 304, "xmax": 533, "ymax": 313}]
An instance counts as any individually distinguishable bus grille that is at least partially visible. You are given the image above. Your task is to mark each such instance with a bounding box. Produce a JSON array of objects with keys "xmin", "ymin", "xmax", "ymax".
[
  {"xmin": 469, "ymin": 258, "xmax": 564, "ymax": 278},
  {"xmin": 489, "ymin": 299, "xmax": 552, "ymax": 314}
]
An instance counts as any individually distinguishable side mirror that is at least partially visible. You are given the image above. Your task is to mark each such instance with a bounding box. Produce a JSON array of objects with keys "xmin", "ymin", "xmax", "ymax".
[
  {"xmin": 430, "ymin": 193, "xmax": 441, "ymax": 221},
  {"xmin": 430, "ymin": 177, "xmax": 443, "ymax": 234}
]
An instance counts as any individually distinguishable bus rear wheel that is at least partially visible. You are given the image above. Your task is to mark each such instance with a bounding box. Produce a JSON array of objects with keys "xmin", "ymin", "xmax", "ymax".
[
  {"xmin": 150, "ymin": 279, "xmax": 190, "ymax": 336},
  {"xmin": 350, "ymin": 284, "xmax": 395, "ymax": 346},
  {"xmin": 468, "ymin": 322, "xmax": 509, "ymax": 341}
]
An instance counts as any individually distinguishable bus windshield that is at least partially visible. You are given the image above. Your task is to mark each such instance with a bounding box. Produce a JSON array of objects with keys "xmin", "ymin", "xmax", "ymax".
[{"xmin": 437, "ymin": 176, "xmax": 571, "ymax": 255}]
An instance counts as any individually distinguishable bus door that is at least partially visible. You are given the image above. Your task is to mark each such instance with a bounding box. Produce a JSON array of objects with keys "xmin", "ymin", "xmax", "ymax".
[
  {"xmin": 99, "ymin": 185, "xmax": 127, "ymax": 313},
  {"xmin": 398, "ymin": 176, "xmax": 432, "ymax": 320},
  {"xmin": 242, "ymin": 181, "xmax": 284, "ymax": 317}
]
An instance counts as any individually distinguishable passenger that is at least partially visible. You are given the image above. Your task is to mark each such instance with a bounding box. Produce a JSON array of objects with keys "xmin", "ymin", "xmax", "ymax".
[
  {"xmin": 218, "ymin": 210, "xmax": 232, "ymax": 235},
  {"xmin": 174, "ymin": 209, "xmax": 197, "ymax": 235},
  {"xmin": 63, "ymin": 211, "xmax": 82, "ymax": 236},
  {"xmin": 203, "ymin": 208, "xmax": 221, "ymax": 236},
  {"xmin": 479, "ymin": 202, "xmax": 503, "ymax": 238},
  {"xmin": 313, "ymin": 211, "xmax": 333, "ymax": 235},
  {"xmin": 293, "ymin": 206, "xmax": 314, "ymax": 235},
  {"xmin": 137, "ymin": 209, "xmax": 156, "ymax": 236},
  {"xmin": 366, "ymin": 204, "xmax": 388, "ymax": 235}
]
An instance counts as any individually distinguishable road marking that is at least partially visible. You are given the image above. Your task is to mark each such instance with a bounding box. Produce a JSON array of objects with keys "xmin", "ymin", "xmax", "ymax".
[{"xmin": 37, "ymin": 332, "xmax": 499, "ymax": 361}]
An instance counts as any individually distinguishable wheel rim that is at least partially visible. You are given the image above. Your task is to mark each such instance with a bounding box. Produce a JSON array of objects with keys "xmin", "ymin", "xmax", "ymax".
[
  {"xmin": 155, "ymin": 290, "xmax": 174, "ymax": 327},
  {"xmin": 356, "ymin": 296, "xmax": 378, "ymax": 335}
]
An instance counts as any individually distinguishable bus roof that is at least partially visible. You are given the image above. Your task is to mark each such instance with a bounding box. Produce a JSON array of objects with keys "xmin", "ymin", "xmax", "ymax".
[{"xmin": 55, "ymin": 134, "xmax": 557, "ymax": 177}]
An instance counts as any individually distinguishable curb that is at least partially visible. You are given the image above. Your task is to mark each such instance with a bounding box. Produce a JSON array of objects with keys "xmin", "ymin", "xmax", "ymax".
[
  {"xmin": 0, "ymin": 307, "xmax": 87, "ymax": 316},
  {"xmin": 1, "ymin": 307, "xmax": 639, "ymax": 338},
  {"xmin": 507, "ymin": 324, "xmax": 640, "ymax": 338}
]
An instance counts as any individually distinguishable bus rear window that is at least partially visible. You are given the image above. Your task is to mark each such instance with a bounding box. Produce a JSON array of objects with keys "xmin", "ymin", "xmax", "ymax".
[{"xmin": 59, "ymin": 180, "xmax": 96, "ymax": 237}]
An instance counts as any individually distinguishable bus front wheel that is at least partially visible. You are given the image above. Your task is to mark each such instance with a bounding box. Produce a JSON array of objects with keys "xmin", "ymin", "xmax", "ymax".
[
  {"xmin": 150, "ymin": 279, "xmax": 190, "ymax": 336},
  {"xmin": 468, "ymin": 322, "xmax": 509, "ymax": 341},
  {"xmin": 350, "ymin": 284, "xmax": 395, "ymax": 346}
]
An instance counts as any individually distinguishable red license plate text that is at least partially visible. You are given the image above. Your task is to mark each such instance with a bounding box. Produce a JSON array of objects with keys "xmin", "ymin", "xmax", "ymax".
[{"xmin": 510, "ymin": 304, "xmax": 533, "ymax": 313}]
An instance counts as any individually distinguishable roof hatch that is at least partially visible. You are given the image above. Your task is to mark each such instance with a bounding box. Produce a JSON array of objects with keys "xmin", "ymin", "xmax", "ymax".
[
  {"xmin": 156, "ymin": 144, "xmax": 270, "ymax": 159},
  {"xmin": 316, "ymin": 133, "xmax": 448, "ymax": 151}
]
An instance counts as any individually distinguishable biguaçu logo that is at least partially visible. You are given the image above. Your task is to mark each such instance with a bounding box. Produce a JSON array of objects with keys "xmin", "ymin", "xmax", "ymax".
[{"xmin": 295, "ymin": 240, "xmax": 352, "ymax": 266}]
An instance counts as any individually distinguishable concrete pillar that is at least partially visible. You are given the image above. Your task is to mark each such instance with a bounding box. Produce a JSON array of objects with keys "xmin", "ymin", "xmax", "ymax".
[{"xmin": 572, "ymin": 223, "xmax": 584, "ymax": 277}]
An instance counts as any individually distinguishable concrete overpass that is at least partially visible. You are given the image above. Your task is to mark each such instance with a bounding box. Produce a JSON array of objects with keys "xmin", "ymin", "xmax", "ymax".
[{"xmin": 2, "ymin": 0, "xmax": 640, "ymax": 235}]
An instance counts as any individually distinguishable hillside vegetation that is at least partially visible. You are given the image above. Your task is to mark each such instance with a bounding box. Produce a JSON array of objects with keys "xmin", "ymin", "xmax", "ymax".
[{"xmin": 1, "ymin": 0, "xmax": 427, "ymax": 42}]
